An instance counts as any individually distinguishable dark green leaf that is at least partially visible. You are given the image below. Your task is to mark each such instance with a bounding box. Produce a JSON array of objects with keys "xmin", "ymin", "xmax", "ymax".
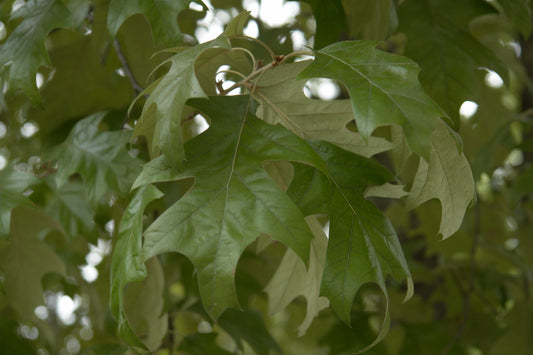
[
  {"xmin": 299, "ymin": 41, "xmax": 444, "ymax": 160},
  {"xmin": 30, "ymin": 30, "xmax": 133, "ymax": 135},
  {"xmin": 218, "ymin": 308, "xmax": 282, "ymax": 355},
  {"xmin": 343, "ymin": 0, "xmax": 398, "ymax": 40},
  {"xmin": 178, "ymin": 333, "xmax": 234, "ymax": 355},
  {"xmin": 398, "ymin": 0, "xmax": 506, "ymax": 127},
  {"xmin": 137, "ymin": 96, "xmax": 326, "ymax": 320},
  {"xmin": 110, "ymin": 184, "xmax": 163, "ymax": 349},
  {"xmin": 287, "ymin": 140, "xmax": 412, "ymax": 343},
  {"xmin": 107, "ymin": 0, "xmax": 189, "ymax": 47},
  {"xmin": 299, "ymin": 0, "xmax": 348, "ymax": 48}
]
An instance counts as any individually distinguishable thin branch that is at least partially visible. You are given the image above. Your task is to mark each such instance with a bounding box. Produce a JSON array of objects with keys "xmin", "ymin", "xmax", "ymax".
[
  {"xmin": 441, "ymin": 201, "xmax": 481, "ymax": 355},
  {"xmin": 113, "ymin": 39, "xmax": 144, "ymax": 96}
]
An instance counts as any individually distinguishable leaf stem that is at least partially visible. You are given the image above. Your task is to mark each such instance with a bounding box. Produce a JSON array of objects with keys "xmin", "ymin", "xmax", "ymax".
[
  {"xmin": 279, "ymin": 50, "xmax": 315, "ymax": 64},
  {"xmin": 219, "ymin": 61, "xmax": 275, "ymax": 95}
]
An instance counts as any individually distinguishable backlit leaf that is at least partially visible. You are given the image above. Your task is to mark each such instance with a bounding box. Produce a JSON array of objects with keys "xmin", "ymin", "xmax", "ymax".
[
  {"xmin": 138, "ymin": 96, "xmax": 326, "ymax": 320},
  {"xmin": 406, "ymin": 121, "xmax": 475, "ymax": 239},
  {"xmin": 299, "ymin": 41, "xmax": 444, "ymax": 160},
  {"xmin": 264, "ymin": 216, "xmax": 329, "ymax": 336},
  {"xmin": 254, "ymin": 61, "xmax": 393, "ymax": 158}
]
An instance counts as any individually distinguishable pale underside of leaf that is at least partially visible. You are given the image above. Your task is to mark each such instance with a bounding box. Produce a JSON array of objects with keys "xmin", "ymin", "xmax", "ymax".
[
  {"xmin": 406, "ymin": 120, "xmax": 475, "ymax": 239},
  {"xmin": 298, "ymin": 41, "xmax": 445, "ymax": 161},
  {"xmin": 254, "ymin": 61, "xmax": 393, "ymax": 158},
  {"xmin": 264, "ymin": 216, "xmax": 329, "ymax": 336}
]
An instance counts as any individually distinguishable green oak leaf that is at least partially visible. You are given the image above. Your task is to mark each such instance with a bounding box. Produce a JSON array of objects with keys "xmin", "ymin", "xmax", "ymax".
[
  {"xmin": 218, "ymin": 309, "xmax": 282, "ymax": 355},
  {"xmin": 0, "ymin": 0, "xmax": 88, "ymax": 105},
  {"xmin": 132, "ymin": 35, "xmax": 231, "ymax": 168},
  {"xmin": 0, "ymin": 206, "xmax": 66, "ymax": 319},
  {"xmin": 299, "ymin": 0, "xmax": 348, "ymax": 48},
  {"xmin": 398, "ymin": 0, "xmax": 506, "ymax": 127},
  {"xmin": 342, "ymin": 0, "xmax": 398, "ymax": 40},
  {"xmin": 107, "ymin": 0, "xmax": 189, "ymax": 47},
  {"xmin": 44, "ymin": 179, "xmax": 96, "ymax": 240},
  {"xmin": 0, "ymin": 165, "xmax": 39, "ymax": 237},
  {"xmin": 495, "ymin": 0, "xmax": 532, "ymax": 37},
  {"xmin": 299, "ymin": 41, "xmax": 445, "ymax": 161},
  {"xmin": 0, "ymin": 317, "xmax": 38, "ymax": 354},
  {"xmin": 264, "ymin": 216, "xmax": 329, "ymax": 336},
  {"xmin": 178, "ymin": 333, "xmax": 233, "ymax": 355},
  {"xmin": 50, "ymin": 112, "xmax": 142, "ymax": 204},
  {"xmin": 223, "ymin": 10, "xmax": 250, "ymax": 37},
  {"xmin": 123, "ymin": 258, "xmax": 168, "ymax": 351},
  {"xmin": 406, "ymin": 120, "xmax": 475, "ymax": 239},
  {"xmin": 287, "ymin": 140, "xmax": 413, "ymax": 347},
  {"xmin": 29, "ymin": 30, "xmax": 133, "ymax": 136},
  {"xmin": 110, "ymin": 184, "xmax": 163, "ymax": 350},
  {"xmin": 254, "ymin": 61, "xmax": 393, "ymax": 158},
  {"xmin": 137, "ymin": 96, "xmax": 326, "ymax": 320}
]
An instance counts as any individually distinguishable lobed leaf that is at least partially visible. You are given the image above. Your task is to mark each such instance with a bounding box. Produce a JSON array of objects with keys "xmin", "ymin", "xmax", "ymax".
[
  {"xmin": 138, "ymin": 96, "xmax": 326, "ymax": 320},
  {"xmin": 43, "ymin": 179, "xmax": 96, "ymax": 240},
  {"xmin": 406, "ymin": 121, "xmax": 476, "ymax": 239},
  {"xmin": 264, "ymin": 216, "xmax": 329, "ymax": 336},
  {"xmin": 0, "ymin": 0, "xmax": 88, "ymax": 104},
  {"xmin": 107, "ymin": 0, "xmax": 189, "ymax": 47},
  {"xmin": 110, "ymin": 185, "xmax": 163, "ymax": 350},
  {"xmin": 398, "ymin": 0, "xmax": 507, "ymax": 127},
  {"xmin": 132, "ymin": 35, "xmax": 231, "ymax": 168},
  {"xmin": 287, "ymin": 140, "xmax": 413, "ymax": 347},
  {"xmin": 299, "ymin": 41, "xmax": 445, "ymax": 160},
  {"xmin": 254, "ymin": 61, "xmax": 393, "ymax": 158},
  {"xmin": 50, "ymin": 112, "xmax": 142, "ymax": 204}
]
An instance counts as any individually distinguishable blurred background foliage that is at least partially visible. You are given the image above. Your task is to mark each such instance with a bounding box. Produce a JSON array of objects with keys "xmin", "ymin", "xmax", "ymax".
[{"xmin": 0, "ymin": 0, "xmax": 532, "ymax": 354}]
